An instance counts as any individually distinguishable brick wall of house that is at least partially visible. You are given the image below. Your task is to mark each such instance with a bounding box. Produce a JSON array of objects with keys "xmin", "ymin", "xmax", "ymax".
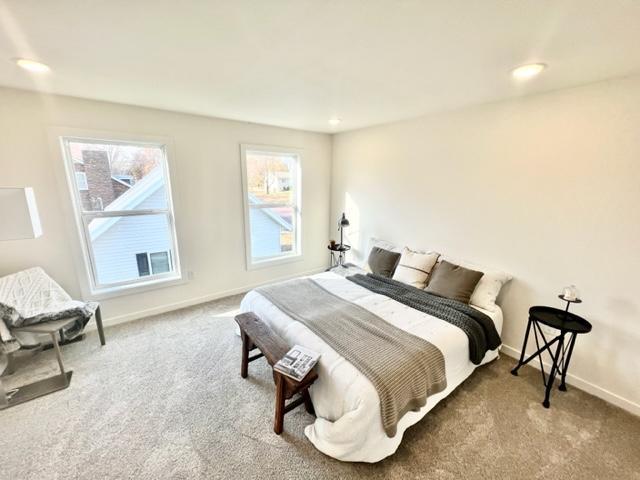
[
  {"xmin": 82, "ymin": 150, "xmax": 115, "ymax": 210},
  {"xmin": 73, "ymin": 162, "xmax": 91, "ymax": 207},
  {"xmin": 71, "ymin": 150, "xmax": 131, "ymax": 210}
]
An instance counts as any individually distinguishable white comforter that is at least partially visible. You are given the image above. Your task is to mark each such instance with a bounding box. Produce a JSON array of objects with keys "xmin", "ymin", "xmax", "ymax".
[{"xmin": 240, "ymin": 270, "xmax": 502, "ymax": 462}]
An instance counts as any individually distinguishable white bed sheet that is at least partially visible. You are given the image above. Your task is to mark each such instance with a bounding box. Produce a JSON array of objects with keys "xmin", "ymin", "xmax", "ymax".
[{"xmin": 240, "ymin": 271, "xmax": 502, "ymax": 462}]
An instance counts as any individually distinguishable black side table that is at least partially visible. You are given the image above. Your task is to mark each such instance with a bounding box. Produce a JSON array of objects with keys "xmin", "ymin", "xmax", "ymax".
[
  {"xmin": 328, "ymin": 244, "xmax": 351, "ymax": 267},
  {"xmin": 511, "ymin": 301, "xmax": 592, "ymax": 408}
]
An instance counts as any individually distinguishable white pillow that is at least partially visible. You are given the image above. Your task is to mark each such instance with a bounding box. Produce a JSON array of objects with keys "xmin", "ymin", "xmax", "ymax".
[
  {"xmin": 469, "ymin": 270, "xmax": 512, "ymax": 312},
  {"xmin": 440, "ymin": 256, "xmax": 512, "ymax": 312},
  {"xmin": 368, "ymin": 237, "xmax": 400, "ymax": 253},
  {"xmin": 393, "ymin": 247, "xmax": 440, "ymax": 289}
]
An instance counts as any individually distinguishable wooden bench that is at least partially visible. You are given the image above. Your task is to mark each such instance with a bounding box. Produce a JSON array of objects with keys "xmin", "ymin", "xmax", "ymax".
[{"xmin": 235, "ymin": 312, "xmax": 317, "ymax": 434}]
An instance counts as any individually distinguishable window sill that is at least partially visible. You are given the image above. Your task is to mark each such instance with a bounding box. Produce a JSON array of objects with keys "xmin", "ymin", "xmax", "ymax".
[
  {"xmin": 88, "ymin": 274, "xmax": 186, "ymax": 300},
  {"xmin": 247, "ymin": 253, "xmax": 303, "ymax": 271}
]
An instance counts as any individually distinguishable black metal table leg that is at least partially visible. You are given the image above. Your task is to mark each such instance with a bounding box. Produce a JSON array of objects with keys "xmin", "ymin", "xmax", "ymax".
[
  {"xmin": 543, "ymin": 331, "xmax": 566, "ymax": 408},
  {"xmin": 512, "ymin": 319, "xmax": 562, "ymax": 374},
  {"xmin": 559, "ymin": 333, "xmax": 577, "ymax": 392},
  {"xmin": 512, "ymin": 305, "xmax": 591, "ymax": 410},
  {"xmin": 511, "ymin": 318, "xmax": 533, "ymax": 376}
]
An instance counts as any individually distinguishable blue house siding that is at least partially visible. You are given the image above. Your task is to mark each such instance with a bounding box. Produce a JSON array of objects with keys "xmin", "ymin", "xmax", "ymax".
[
  {"xmin": 91, "ymin": 187, "xmax": 172, "ymax": 284},
  {"xmin": 250, "ymin": 208, "xmax": 282, "ymax": 259},
  {"xmin": 89, "ymin": 171, "xmax": 289, "ymax": 283}
]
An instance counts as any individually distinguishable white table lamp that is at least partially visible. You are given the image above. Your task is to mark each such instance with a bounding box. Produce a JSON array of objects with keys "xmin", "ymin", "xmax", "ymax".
[{"xmin": 0, "ymin": 187, "xmax": 42, "ymax": 240}]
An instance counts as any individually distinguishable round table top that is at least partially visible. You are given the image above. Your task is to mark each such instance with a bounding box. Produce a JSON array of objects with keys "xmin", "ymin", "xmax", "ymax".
[
  {"xmin": 328, "ymin": 244, "xmax": 351, "ymax": 252},
  {"xmin": 529, "ymin": 306, "xmax": 592, "ymax": 334}
]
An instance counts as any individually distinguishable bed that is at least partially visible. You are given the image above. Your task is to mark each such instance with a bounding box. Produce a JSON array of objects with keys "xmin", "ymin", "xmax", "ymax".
[{"xmin": 240, "ymin": 266, "xmax": 504, "ymax": 463}]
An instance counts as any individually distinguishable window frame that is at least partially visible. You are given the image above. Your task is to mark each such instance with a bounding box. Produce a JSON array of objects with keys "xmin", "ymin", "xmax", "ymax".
[
  {"xmin": 60, "ymin": 135, "xmax": 182, "ymax": 295},
  {"xmin": 240, "ymin": 144, "xmax": 302, "ymax": 270}
]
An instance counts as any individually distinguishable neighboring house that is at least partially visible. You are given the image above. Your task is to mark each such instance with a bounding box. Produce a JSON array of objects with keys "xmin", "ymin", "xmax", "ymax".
[
  {"xmin": 266, "ymin": 170, "xmax": 291, "ymax": 192},
  {"xmin": 89, "ymin": 167, "xmax": 173, "ymax": 285},
  {"xmin": 74, "ymin": 150, "xmax": 133, "ymax": 211},
  {"xmin": 248, "ymin": 194, "xmax": 293, "ymax": 260},
  {"xmin": 85, "ymin": 167, "xmax": 291, "ymax": 283}
]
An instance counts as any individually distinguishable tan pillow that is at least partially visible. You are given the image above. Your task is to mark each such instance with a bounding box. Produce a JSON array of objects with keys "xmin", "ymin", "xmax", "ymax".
[
  {"xmin": 367, "ymin": 247, "xmax": 401, "ymax": 278},
  {"xmin": 425, "ymin": 260, "xmax": 484, "ymax": 304},
  {"xmin": 392, "ymin": 247, "xmax": 440, "ymax": 289}
]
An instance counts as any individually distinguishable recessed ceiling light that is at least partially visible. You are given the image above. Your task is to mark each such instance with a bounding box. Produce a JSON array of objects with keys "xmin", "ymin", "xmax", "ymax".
[
  {"xmin": 511, "ymin": 63, "xmax": 546, "ymax": 79},
  {"xmin": 14, "ymin": 58, "xmax": 51, "ymax": 73},
  {"xmin": 328, "ymin": 117, "xmax": 342, "ymax": 126}
]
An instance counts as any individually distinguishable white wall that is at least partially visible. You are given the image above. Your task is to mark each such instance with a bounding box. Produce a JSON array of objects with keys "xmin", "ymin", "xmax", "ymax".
[
  {"xmin": 331, "ymin": 75, "xmax": 640, "ymax": 413},
  {"xmin": 0, "ymin": 87, "xmax": 332, "ymax": 323}
]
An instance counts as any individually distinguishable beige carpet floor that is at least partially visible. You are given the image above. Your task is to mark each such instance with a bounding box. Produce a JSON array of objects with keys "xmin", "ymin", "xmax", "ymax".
[{"xmin": 1, "ymin": 294, "xmax": 638, "ymax": 480}]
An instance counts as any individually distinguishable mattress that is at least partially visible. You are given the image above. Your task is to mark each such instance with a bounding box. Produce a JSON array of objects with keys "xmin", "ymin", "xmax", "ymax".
[{"xmin": 240, "ymin": 270, "xmax": 502, "ymax": 462}]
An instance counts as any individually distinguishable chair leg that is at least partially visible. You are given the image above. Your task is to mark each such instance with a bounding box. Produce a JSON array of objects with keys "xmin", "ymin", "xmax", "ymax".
[
  {"xmin": 2, "ymin": 352, "xmax": 16, "ymax": 376},
  {"xmin": 50, "ymin": 332, "xmax": 66, "ymax": 375},
  {"xmin": 0, "ymin": 377, "xmax": 10, "ymax": 408},
  {"xmin": 95, "ymin": 306, "xmax": 106, "ymax": 346},
  {"xmin": 274, "ymin": 373, "xmax": 286, "ymax": 435}
]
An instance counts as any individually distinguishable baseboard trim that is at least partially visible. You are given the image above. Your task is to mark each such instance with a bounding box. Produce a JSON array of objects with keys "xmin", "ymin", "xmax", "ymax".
[
  {"xmin": 84, "ymin": 266, "xmax": 327, "ymax": 331},
  {"xmin": 500, "ymin": 343, "xmax": 640, "ymax": 417}
]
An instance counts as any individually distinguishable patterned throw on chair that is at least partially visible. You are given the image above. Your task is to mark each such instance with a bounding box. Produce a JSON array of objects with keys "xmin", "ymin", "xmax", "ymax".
[{"xmin": 0, "ymin": 267, "xmax": 98, "ymax": 353}]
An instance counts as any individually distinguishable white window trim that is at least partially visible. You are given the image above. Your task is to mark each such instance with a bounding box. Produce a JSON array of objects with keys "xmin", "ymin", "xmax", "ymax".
[
  {"xmin": 240, "ymin": 144, "xmax": 303, "ymax": 270},
  {"xmin": 59, "ymin": 134, "xmax": 183, "ymax": 297}
]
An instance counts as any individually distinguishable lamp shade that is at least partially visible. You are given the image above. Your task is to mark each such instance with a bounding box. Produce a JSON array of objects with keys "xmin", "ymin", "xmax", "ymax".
[
  {"xmin": 339, "ymin": 213, "xmax": 350, "ymax": 228},
  {"xmin": 0, "ymin": 187, "xmax": 42, "ymax": 240}
]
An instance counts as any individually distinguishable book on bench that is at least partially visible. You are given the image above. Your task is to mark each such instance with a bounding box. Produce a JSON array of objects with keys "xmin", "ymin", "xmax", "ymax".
[{"xmin": 273, "ymin": 345, "xmax": 320, "ymax": 382}]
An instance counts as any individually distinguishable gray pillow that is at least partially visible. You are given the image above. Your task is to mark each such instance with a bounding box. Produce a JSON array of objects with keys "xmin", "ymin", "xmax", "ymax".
[
  {"xmin": 425, "ymin": 260, "xmax": 484, "ymax": 304},
  {"xmin": 367, "ymin": 247, "xmax": 401, "ymax": 278}
]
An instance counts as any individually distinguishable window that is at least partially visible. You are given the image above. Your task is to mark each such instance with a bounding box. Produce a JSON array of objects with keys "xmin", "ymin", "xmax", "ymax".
[
  {"xmin": 241, "ymin": 144, "xmax": 301, "ymax": 268},
  {"xmin": 136, "ymin": 253, "xmax": 150, "ymax": 276},
  {"xmin": 61, "ymin": 137, "xmax": 181, "ymax": 292},
  {"xmin": 113, "ymin": 174, "xmax": 134, "ymax": 186},
  {"xmin": 136, "ymin": 251, "xmax": 171, "ymax": 277},
  {"xmin": 75, "ymin": 172, "xmax": 88, "ymax": 190},
  {"xmin": 150, "ymin": 251, "xmax": 171, "ymax": 274}
]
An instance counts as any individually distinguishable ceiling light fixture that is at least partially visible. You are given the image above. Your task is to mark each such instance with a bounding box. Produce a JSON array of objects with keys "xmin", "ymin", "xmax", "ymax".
[
  {"xmin": 328, "ymin": 117, "xmax": 342, "ymax": 126},
  {"xmin": 511, "ymin": 63, "xmax": 546, "ymax": 80},
  {"xmin": 14, "ymin": 58, "xmax": 51, "ymax": 73}
]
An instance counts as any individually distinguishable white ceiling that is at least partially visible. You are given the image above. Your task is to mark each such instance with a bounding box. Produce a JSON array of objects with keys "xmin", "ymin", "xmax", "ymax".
[{"xmin": 1, "ymin": 0, "xmax": 639, "ymax": 133}]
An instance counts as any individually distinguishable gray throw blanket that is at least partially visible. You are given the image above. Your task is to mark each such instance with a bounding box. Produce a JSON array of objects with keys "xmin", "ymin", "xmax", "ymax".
[
  {"xmin": 257, "ymin": 278, "xmax": 447, "ymax": 438},
  {"xmin": 348, "ymin": 273, "xmax": 501, "ymax": 364}
]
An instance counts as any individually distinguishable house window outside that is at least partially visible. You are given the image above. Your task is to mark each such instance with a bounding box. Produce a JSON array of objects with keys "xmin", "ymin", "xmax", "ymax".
[
  {"xmin": 136, "ymin": 251, "xmax": 171, "ymax": 277},
  {"xmin": 136, "ymin": 252, "xmax": 151, "ymax": 276},
  {"xmin": 241, "ymin": 144, "xmax": 301, "ymax": 268},
  {"xmin": 150, "ymin": 251, "xmax": 171, "ymax": 274},
  {"xmin": 75, "ymin": 172, "xmax": 88, "ymax": 191},
  {"xmin": 61, "ymin": 137, "xmax": 181, "ymax": 292}
]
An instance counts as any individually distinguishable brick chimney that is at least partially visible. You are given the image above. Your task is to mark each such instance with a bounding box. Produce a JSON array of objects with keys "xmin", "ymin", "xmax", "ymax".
[{"xmin": 82, "ymin": 150, "xmax": 115, "ymax": 210}]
